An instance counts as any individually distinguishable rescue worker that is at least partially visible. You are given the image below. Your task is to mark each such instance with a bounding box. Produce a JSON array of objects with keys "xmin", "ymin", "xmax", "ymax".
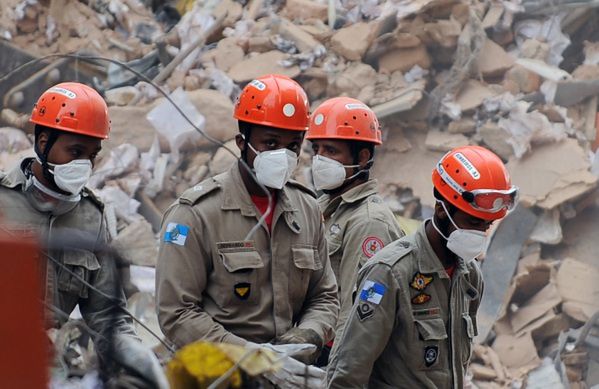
[
  {"xmin": 155, "ymin": 75, "xmax": 339, "ymax": 359},
  {"xmin": 305, "ymin": 97, "xmax": 404, "ymax": 364},
  {"xmin": 327, "ymin": 145, "xmax": 519, "ymax": 388},
  {"xmin": 0, "ymin": 82, "xmax": 165, "ymax": 386}
]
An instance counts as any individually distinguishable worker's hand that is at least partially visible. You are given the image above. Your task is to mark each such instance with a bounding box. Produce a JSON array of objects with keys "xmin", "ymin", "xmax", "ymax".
[
  {"xmin": 261, "ymin": 343, "xmax": 326, "ymax": 389},
  {"xmin": 274, "ymin": 327, "xmax": 323, "ymax": 363},
  {"xmin": 112, "ymin": 334, "xmax": 169, "ymax": 389}
]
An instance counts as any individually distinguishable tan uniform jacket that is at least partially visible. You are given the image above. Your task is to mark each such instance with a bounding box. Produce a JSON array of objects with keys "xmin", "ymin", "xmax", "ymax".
[
  {"xmin": 319, "ymin": 179, "xmax": 403, "ymax": 333},
  {"xmin": 156, "ymin": 164, "xmax": 339, "ymax": 348},
  {"xmin": 327, "ymin": 221, "xmax": 483, "ymax": 389},
  {"xmin": 0, "ymin": 159, "xmax": 136, "ymax": 357}
]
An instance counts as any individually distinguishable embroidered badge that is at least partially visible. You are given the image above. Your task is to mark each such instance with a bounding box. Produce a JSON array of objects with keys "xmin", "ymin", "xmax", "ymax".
[
  {"xmin": 411, "ymin": 293, "xmax": 431, "ymax": 305},
  {"xmin": 359, "ymin": 280, "xmax": 386, "ymax": 305},
  {"xmin": 410, "ymin": 272, "xmax": 433, "ymax": 291},
  {"xmin": 424, "ymin": 346, "xmax": 439, "ymax": 367},
  {"xmin": 330, "ymin": 223, "xmax": 341, "ymax": 236},
  {"xmin": 234, "ymin": 282, "xmax": 251, "ymax": 300},
  {"xmin": 356, "ymin": 303, "xmax": 374, "ymax": 321},
  {"xmin": 164, "ymin": 223, "xmax": 190, "ymax": 246},
  {"xmin": 362, "ymin": 236, "xmax": 384, "ymax": 258}
]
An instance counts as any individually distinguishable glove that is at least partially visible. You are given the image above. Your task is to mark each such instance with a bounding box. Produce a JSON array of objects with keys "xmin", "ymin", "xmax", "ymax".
[
  {"xmin": 274, "ymin": 328, "xmax": 323, "ymax": 364},
  {"xmin": 261, "ymin": 343, "xmax": 326, "ymax": 389},
  {"xmin": 113, "ymin": 334, "xmax": 169, "ymax": 389}
]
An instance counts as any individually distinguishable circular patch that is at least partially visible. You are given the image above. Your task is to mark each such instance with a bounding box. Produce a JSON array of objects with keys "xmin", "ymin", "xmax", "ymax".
[
  {"xmin": 362, "ymin": 236, "xmax": 384, "ymax": 258},
  {"xmin": 283, "ymin": 103, "xmax": 296, "ymax": 117},
  {"xmin": 424, "ymin": 346, "xmax": 438, "ymax": 366},
  {"xmin": 314, "ymin": 113, "xmax": 324, "ymax": 125}
]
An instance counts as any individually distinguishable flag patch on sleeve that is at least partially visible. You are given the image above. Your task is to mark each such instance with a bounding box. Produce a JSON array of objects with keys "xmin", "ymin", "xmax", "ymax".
[
  {"xmin": 359, "ymin": 280, "xmax": 386, "ymax": 305},
  {"xmin": 164, "ymin": 223, "xmax": 190, "ymax": 246}
]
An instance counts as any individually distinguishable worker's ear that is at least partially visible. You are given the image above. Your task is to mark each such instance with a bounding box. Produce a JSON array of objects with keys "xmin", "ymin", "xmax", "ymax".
[
  {"xmin": 434, "ymin": 200, "xmax": 448, "ymax": 221},
  {"xmin": 358, "ymin": 147, "xmax": 371, "ymax": 168},
  {"xmin": 235, "ymin": 133, "xmax": 245, "ymax": 152},
  {"xmin": 36, "ymin": 130, "xmax": 49, "ymax": 154}
]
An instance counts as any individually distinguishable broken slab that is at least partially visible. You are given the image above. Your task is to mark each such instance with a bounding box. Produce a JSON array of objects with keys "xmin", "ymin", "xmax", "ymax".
[
  {"xmin": 228, "ymin": 51, "xmax": 300, "ymax": 83},
  {"xmin": 493, "ymin": 332, "xmax": 542, "ymax": 372},
  {"xmin": 424, "ymin": 130, "xmax": 469, "ymax": 152},
  {"xmin": 209, "ymin": 139, "xmax": 240, "ymax": 176},
  {"xmin": 330, "ymin": 22, "xmax": 374, "ymax": 61},
  {"xmin": 510, "ymin": 282, "xmax": 561, "ymax": 333},
  {"xmin": 112, "ymin": 219, "xmax": 158, "ymax": 267},
  {"xmin": 447, "ymin": 118, "xmax": 476, "ymax": 134},
  {"xmin": 372, "ymin": 130, "xmax": 444, "ymax": 208},
  {"xmin": 378, "ymin": 45, "xmax": 431, "ymax": 74},
  {"xmin": 529, "ymin": 208, "xmax": 563, "ymax": 245},
  {"xmin": 213, "ymin": 37, "xmax": 245, "ymax": 72},
  {"xmin": 282, "ymin": 0, "xmax": 328, "ymax": 21},
  {"xmin": 554, "ymin": 79, "xmax": 599, "ymax": 107},
  {"xmin": 507, "ymin": 139, "xmax": 598, "ymax": 209},
  {"xmin": 455, "ymin": 79, "xmax": 496, "ymax": 112},
  {"xmin": 504, "ymin": 65, "xmax": 542, "ymax": 94},
  {"xmin": 476, "ymin": 38, "xmax": 515, "ymax": 77},
  {"xmin": 327, "ymin": 62, "xmax": 377, "ymax": 101},
  {"xmin": 476, "ymin": 205, "xmax": 538, "ymax": 343},
  {"xmin": 557, "ymin": 258, "xmax": 599, "ymax": 322},
  {"xmin": 274, "ymin": 18, "xmax": 322, "ymax": 53},
  {"xmin": 478, "ymin": 121, "xmax": 514, "ymax": 160},
  {"xmin": 186, "ymin": 89, "xmax": 238, "ymax": 147}
]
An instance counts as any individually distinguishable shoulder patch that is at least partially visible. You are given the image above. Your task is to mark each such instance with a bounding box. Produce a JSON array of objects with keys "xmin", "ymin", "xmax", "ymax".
[
  {"xmin": 179, "ymin": 179, "xmax": 220, "ymax": 205},
  {"xmin": 81, "ymin": 187, "xmax": 105, "ymax": 211},
  {"xmin": 286, "ymin": 179, "xmax": 316, "ymax": 198}
]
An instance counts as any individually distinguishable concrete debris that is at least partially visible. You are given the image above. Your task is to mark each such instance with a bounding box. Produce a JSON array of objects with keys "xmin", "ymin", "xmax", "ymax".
[
  {"xmin": 228, "ymin": 50, "xmax": 300, "ymax": 82},
  {"xmin": 508, "ymin": 139, "xmax": 598, "ymax": 209},
  {"xmin": 3, "ymin": 1, "xmax": 599, "ymax": 386}
]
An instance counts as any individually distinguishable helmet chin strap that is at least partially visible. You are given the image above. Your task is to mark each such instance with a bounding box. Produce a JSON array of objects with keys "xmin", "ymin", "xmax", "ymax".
[{"xmin": 34, "ymin": 130, "xmax": 60, "ymax": 183}]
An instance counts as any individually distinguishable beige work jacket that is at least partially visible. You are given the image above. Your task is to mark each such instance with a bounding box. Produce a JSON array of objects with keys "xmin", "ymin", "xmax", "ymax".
[
  {"xmin": 319, "ymin": 179, "xmax": 403, "ymax": 333},
  {"xmin": 327, "ymin": 221, "xmax": 483, "ymax": 389},
  {"xmin": 156, "ymin": 164, "xmax": 339, "ymax": 348}
]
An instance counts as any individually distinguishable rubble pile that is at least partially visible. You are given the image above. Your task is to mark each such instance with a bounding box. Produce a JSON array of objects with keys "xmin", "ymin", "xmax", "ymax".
[
  {"xmin": 0, "ymin": 0, "xmax": 164, "ymax": 60},
  {"xmin": 1, "ymin": 0, "xmax": 599, "ymax": 387}
]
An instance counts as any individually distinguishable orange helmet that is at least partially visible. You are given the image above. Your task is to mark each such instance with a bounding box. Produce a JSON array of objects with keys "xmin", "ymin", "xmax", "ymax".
[
  {"xmin": 233, "ymin": 74, "xmax": 309, "ymax": 131},
  {"xmin": 432, "ymin": 146, "xmax": 518, "ymax": 221},
  {"xmin": 306, "ymin": 97, "xmax": 382, "ymax": 144},
  {"xmin": 30, "ymin": 82, "xmax": 110, "ymax": 139}
]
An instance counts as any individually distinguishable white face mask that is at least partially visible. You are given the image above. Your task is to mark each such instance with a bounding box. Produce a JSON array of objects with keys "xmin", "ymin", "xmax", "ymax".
[
  {"xmin": 432, "ymin": 201, "xmax": 488, "ymax": 263},
  {"xmin": 246, "ymin": 141, "xmax": 298, "ymax": 190},
  {"xmin": 311, "ymin": 155, "xmax": 361, "ymax": 191},
  {"xmin": 47, "ymin": 159, "xmax": 93, "ymax": 195}
]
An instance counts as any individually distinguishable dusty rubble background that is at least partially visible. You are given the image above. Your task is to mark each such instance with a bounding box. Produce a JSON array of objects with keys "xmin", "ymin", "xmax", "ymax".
[{"xmin": 1, "ymin": 0, "xmax": 599, "ymax": 388}]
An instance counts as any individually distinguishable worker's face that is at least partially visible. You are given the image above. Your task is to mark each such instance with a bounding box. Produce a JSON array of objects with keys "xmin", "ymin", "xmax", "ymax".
[
  {"xmin": 311, "ymin": 138, "xmax": 370, "ymax": 176},
  {"xmin": 37, "ymin": 131, "xmax": 102, "ymax": 166},
  {"xmin": 236, "ymin": 125, "xmax": 304, "ymax": 168},
  {"xmin": 436, "ymin": 202, "xmax": 494, "ymax": 235}
]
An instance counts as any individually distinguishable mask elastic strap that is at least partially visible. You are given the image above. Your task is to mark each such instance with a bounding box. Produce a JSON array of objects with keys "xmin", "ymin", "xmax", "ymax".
[
  {"xmin": 431, "ymin": 216, "xmax": 449, "ymax": 241},
  {"xmin": 35, "ymin": 130, "xmax": 60, "ymax": 183}
]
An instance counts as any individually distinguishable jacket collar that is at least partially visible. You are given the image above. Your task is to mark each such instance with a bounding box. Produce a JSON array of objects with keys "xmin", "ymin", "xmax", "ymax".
[
  {"xmin": 319, "ymin": 179, "xmax": 378, "ymax": 217},
  {"xmin": 415, "ymin": 220, "xmax": 469, "ymax": 278},
  {"xmin": 218, "ymin": 163, "xmax": 297, "ymax": 216}
]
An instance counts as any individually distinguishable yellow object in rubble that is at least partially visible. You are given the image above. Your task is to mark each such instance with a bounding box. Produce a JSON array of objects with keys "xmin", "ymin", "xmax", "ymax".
[
  {"xmin": 167, "ymin": 342, "xmax": 242, "ymax": 389},
  {"xmin": 176, "ymin": 0, "xmax": 196, "ymax": 15}
]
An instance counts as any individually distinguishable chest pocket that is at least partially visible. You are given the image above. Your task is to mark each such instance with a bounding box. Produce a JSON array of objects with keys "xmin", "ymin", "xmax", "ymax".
[
  {"xmin": 414, "ymin": 317, "xmax": 448, "ymax": 371},
  {"xmin": 289, "ymin": 245, "xmax": 322, "ymax": 302},
  {"xmin": 57, "ymin": 249, "xmax": 100, "ymax": 299},
  {"xmin": 217, "ymin": 248, "xmax": 264, "ymax": 306}
]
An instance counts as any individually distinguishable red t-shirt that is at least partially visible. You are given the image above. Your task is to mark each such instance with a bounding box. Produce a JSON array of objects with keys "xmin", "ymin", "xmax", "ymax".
[
  {"xmin": 445, "ymin": 263, "xmax": 457, "ymax": 278},
  {"xmin": 251, "ymin": 194, "xmax": 276, "ymax": 231}
]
